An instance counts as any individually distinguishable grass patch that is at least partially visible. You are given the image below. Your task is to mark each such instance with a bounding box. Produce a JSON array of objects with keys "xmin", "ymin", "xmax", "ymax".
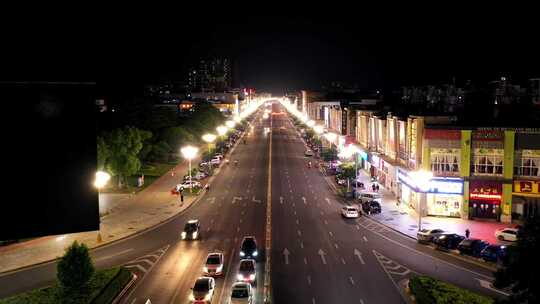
[
  {"xmin": 0, "ymin": 267, "xmax": 132, "ymax": 304},
  {"xmin": 409, "ymin": 275, "xmax": 494, "ymax": 304},
  {"xmin": 103, "ymin": 161, "xmax": 177, "ymax": 194}
]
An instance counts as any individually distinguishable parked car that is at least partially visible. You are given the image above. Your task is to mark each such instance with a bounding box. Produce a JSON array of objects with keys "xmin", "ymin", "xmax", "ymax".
[
  {"xmin": 189, "ymin": 276, "xmax": 215, "ymax": 303},
  {"xmin": 229, "ymin": 282, "xmax": 253, "ymax": 304},
  {"xmin": 181, "ymin": 220, "xmax": 200, "ymax": 240},
  {"xmin": 184, "ymin": 172, "xmax": 207, "ymax": 181},
  {"xmin": 203, "ymin": 252, "xmax": 224, "ymax": 276},
  {"xmin": 361, "ymin": 201, "xmax": 381, "ymax": 215},
  {"xmin": 341, "ymin": 206, "xmax": 360, "ymax": 218},
  {"xmin": 495, "ymin": 227, "xmax": 519, "ymax": 242},
  {"xmin": 433, "ymin": 233, "xmax": 465, "ymax": 251},
  {"xmin": 304, "ymin": 149, "xmax": 314, "ymax": 157},
  {"xmin": 357, "ymin": 192, "xmax": 382, "ymax": 204},
  {"xmin": 236, "ymin": 259, "xmax": 256, "ymax": 283},
  {"xmin": 457, "ymin": 238, "xmax": 490, "ymax": 257},
  {"xmin": 480, "ymin": 244, "xmax": 508, "ymax": 263},
  {"xmin": 239, "ymin": 236, "xmax": 259, "ymax": 260},
  {"xmin": 177, "ymin": 180, "xmax": 201, "ymax": 191},
  {"xmin": 210, "ymin": 157, "xmax": 221, "ymax": 166},
  {"xmin": 417, "ymin": 229, "xmax": 446, "ymax": 243}
]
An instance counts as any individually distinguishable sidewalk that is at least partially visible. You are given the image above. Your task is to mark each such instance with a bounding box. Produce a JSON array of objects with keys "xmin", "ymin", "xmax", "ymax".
[
  {"xmin": 353, "ymin": 170, "xmax": 508, "ymax": 244},
  {"xmin": 0, "ymin": 156, "xmax": 210, "ymax": 274}
]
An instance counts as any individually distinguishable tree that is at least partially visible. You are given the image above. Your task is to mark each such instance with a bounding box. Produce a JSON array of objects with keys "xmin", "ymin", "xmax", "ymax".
[
  {"xmin": 104, "ymin": 126, "xmax": 145, "ymax": 187},
  {"xmin": 96, "ymin": 136, "xmax": 110, "ymax": 170},
  {"xmin": 339, "ymin": 163, "xmax": 356, "ymax": 191},
  {"xmin": 160, "ymin": 126, "xmax": 195, "ymax": 152},
  {"xmin": 57, "ymin": 241, "xmax": 94, "ymax": 291},
  {"xmin": 321, "ymin": 146, "xmax": 338, "ymax": 161},
  {"xmin": 148, "ymin": 141, "xmax": 171, "ymax": 162},
  {"xmin": 494, "ymin": 216, "xmax": 540, "ymax": 303}
]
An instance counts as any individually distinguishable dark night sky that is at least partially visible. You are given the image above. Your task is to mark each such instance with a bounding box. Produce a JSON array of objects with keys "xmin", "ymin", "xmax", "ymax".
[{"xmin": 2, "ymin": 12, "xmax": 538, "ymax": 94}]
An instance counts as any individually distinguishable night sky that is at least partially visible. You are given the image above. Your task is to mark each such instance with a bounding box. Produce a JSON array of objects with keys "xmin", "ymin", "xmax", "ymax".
[{"xmin": 2, "ymin": 13, "xmax": 538, "ymax": 94}]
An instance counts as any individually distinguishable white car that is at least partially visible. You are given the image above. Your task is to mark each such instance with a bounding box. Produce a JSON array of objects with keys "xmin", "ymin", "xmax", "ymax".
[
  {"xmin": 495, "ymin": 228, "xmax": 519, "ymax": 242},
  {"xmin": 341, "ymin": 206, "xmax": 360, "ymax": 218},
  {"xmin": 203, "ymin": 253, "xmax": 224, "ymax": 276},
  {"xmin": 229, "ymin": 282, "xmax": 253, "ymax": 304},
  {"xmin": 177, "ymin": 180, "xmax": 201, "ymax": 191},
  {"xmin": 417, "ymin": 228, "xmax": 446, "ymax": 243},
  {"xmin": 304, "ymin": 150, "xmax": 314, "ymax": 157},
  {"xmin": 189, "ymin": 276, "xmax": 215, "ymax": 303},
  {"xmin": 210, "ymin": 157, "xmax": 221, "ymax": 165}
]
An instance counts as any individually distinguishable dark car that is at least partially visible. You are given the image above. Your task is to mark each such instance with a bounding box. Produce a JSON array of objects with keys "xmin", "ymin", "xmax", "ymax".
[
  {"xmin": 480, "ymin": 245, "xmax": 508, "ymax": 263},
  {"xmin": 457, "ymin": 238, "xmax": 490, "ymax": 257},
  {"xmin": 181, "ymin": 220, "xmax": 200, "ymax": 240},
  {"xmin": 362, "ymin": 201, "xmax": 382, "ymax": 214},
  {"xmin": 240, "ymin": 236, "xmax": 259, "ymax": 260},
  {"xmin": 433, "ymin": 233, "xmax": 465, "ymax": 251}
]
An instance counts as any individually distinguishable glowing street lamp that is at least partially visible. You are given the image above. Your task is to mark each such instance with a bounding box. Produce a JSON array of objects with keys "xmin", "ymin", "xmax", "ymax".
[
  {"xmin": 410, "ymin": 169, "xmax": 433, "ymax": 231},
  {"xmin": 216, "ymin": 125, "xmax": 228, "ymax": 136},
  {"xmin": 202, "ymin": 133, "xmax": 217, "ymax": 157},
  {"xmin": 234, "ymin": 116, "xmax": 242, "ymax": 123},
  {"xmin": 306, "ymin": 120, "xmax": 315, "ymax": 128},
  {"xmin": 225, "ymin": 120, "xmax": 236, "ymax": 129},
  {"xmin": 94, "ymin": 171, "xmax": 111, "ymax": 189},
  {"xmin": 313, "ymin": 125, "xmax": 324, "ymax": 135},
  {"xmin": 181, "ymin": 146, "xmax": 199, "ymax": 193}
]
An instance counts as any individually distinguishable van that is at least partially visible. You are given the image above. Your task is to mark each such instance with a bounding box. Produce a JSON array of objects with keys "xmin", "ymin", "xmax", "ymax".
[{"xmin": 357, "ymin": 192, "xmax": 382, "ymax": 204}]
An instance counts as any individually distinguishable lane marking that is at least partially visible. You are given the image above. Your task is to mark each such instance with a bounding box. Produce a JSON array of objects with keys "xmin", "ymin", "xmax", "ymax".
[
  {"xmin": 329, "ymin": 231, "xmax": 334, "ymax": 237},
  {"xmin": 307, "ymin": 275, "xmax": 311, "ymax": 285},
  {"xmin": 296, "ymin": 219, "xmax": 300, "ymax": 225},
  {"xmin": 349, "ymin": 276, "xmax": 355, "ymax": 285},
  {"xmin": 95, "ymin": 248, "xmax": 134, "ymax": 261},
  {"xmin": 300, "ymin": 241, "xmax": 304, "ymax": 249},
  {"xmin": 363, "ymin": 236, "xmax": 368, "ymax": 242},
  {"xmin": 334, "ymin": 243, "xmax": 339, "ymax": 249},
  {"xmin": 218, "ymin": 247, "xmax": 237, "ymax": 303},
  {"xmin": 354, "ymin": 249, "xmax": 366, "ymax": 265},
  {"xmin": 325, "ymin": 198, "xmax": 331, "ymax": 205},
  {"xmin": 297, "ymin": 230, "xmax": 302, "ymax": 237},
  {"xmin": 324, "ymin": 220, "xmax": 328, "ymax": 225},
  {"xmin": 304, "ymin": 257, "xmax": 308, "ymax": 265},
  {"xmin": 341, "ymin": 258, "xmax": 346, "ymax": 265}
]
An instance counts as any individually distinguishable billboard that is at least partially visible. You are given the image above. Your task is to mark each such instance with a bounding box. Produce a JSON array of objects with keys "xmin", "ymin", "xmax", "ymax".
[{"xmin": 0, "ymin": 82, "xmax": 99, "ymax": 240}]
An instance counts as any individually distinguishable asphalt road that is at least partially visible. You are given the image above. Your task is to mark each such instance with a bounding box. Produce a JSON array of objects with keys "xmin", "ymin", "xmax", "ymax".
[
  {"xmin": 0, "ymin": 109, "xmax": 269, "ymax": 304},
  {"xmin": 269, "ymin": 104, "xmax": 504, "ymax": 303},
  {"xmin": 0, "ymin": 102, "xmax": 507, "ymax": 304}
]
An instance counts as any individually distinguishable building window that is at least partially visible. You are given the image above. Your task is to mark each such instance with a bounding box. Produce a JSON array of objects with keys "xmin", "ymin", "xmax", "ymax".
[
  {"xmin": 431, "ymin": 149, "xmax": 460, "ymax": 176},
  {"xmin": 515, "ymin": 150, "xmax": 540, "ymax": 177},
  {"xmin": 472, "ymin": 149, "xmax": 504, "ymax": 176}
]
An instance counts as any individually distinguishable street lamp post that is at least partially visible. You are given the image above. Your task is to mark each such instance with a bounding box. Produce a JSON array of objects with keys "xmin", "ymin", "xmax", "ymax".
[
  {"xmin": 94, "ymin": 171, "xmax": 110, "ymax": 243},
  {"xmin": 410, "ymin": 169, "xmax": 433, "ymax": 231},
  {"xmin": 181, "ymin": 146, "xmax": 198, "ymax": 193},
  {"xmin": 216, "ymin": 125, "xmax": 228, "ymax": 153}
]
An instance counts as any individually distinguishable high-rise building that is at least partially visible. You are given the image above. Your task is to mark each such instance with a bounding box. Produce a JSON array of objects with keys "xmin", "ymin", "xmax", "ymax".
[{"xmin": 188, "ymin": 58, "xmax": 232, "ymax": 92}]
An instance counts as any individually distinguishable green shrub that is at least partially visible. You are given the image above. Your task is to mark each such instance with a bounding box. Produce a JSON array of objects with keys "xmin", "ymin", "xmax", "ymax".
[
  {"xmin": 57, "ymin": 242, "xmax": 94, "ymax": 291},
  {"xmin": 92, "ymin": 268, "xmax": 132, "ymax": 304},
  {"xmin": 409, "ymin": 276, "xmax": 493, "ymax": 304}
]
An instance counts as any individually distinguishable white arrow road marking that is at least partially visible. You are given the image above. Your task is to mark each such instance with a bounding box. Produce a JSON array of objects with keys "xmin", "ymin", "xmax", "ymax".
[
  {"xmin": 252, "ymin": 196, "xmax": 262, "ymax": 203},
  {"xmin": 307, "ymin": 275, "xmax": 311, "ymax": 285},
  {"xmin": 363, "ymin": 236, "xmax": 368, "ymax": 242},
  {"xmin": 297, "ymin": 230, "xmax": 302, "ymax": 237},
  {"xmin": 320, "ymin": 211, "xmax": 325, "ymax": 216},
  {"xmin": 318, "ymin": 249, "xmax": 327, "ymax": 265},
  {"xmin": 334, "ymin": 243, "xmax": 339, "ymax": 249},
  {"xmin": 354, "ymin": 249, "xmax": 366, "ymax": 265},
  {"xmin": 325, "ymin": 198, "xmax": 331, "ymax": 205},
  {"xmin": 304, "ymin": 257, "xmax": 308, "ymax": 264},
  {"xmin": 296, "ymin": 219, "xmax": 300, "ymax": 225},
  {"xmin": 341, "ymin": 258, "xmax": 346, "ymax": 265},
  {"xmin": 356, "ymin": 225, "xmax": 361, "ymax": 230},
  {"xmin": 324, "ymin": 220, "xmax": 328, "ymax": 225},
  {"xmin": 300, "ymin": 241, "xmax": 304, "ymax": 249},
  {"xmin": 125, "ymin": 264, "xmax": 148, "ymax": 273},
  {"xmin": 329, "ymin": 231, "xmax": 334, "ymax": 237},
  {"xmin": 349, "ymin": 276, "xmax": 355, "ymax": 285},
  {"xmin": 312, "ymin": 298, "xmax": 316, "ymax": 304},
  {"xmin": 207, "ymin": 197, "xmax": 216, "ymax": 204},
  {"xmin": 476, "ymin": 279, "xmax": 510, "ymax": 296},
  {"xmin": 280, "ymin": 196, "xmax": 284, "ymax": 204},
  {"xmin": 283, "ymin": 248, "xmax": 290, "ymax": 265},
  {"xmin": 302, "ymin": 196, "xmax": 307, "ymax": 204},
  {"xmin": 232, "ymin": 196, "xmax": 242, "ymax": 204}
]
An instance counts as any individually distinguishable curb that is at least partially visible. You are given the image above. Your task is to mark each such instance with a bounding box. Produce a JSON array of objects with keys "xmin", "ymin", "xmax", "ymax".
[
  {"xmin": 112, "ymin": 272, "xmax": 138, "ymax": 304},
  {"xmin": 398, "ymin": 279, "xmax": 415, "ymax": 304}
]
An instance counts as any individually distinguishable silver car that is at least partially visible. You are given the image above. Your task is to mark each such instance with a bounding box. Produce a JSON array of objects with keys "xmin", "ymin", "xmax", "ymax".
[
  {"xmin": 229, "ymin": 282, "xmax": 253, "ymax": 304},
  {"xmin": 417, "ymin": 228, "xmax": 445, "ymax": 243}
]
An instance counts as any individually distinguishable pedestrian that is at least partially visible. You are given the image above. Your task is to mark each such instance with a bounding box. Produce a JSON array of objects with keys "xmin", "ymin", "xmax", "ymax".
[
  {"xmin": 465, "ymin": 228, "xmax": 470, "ymax": 239},
  {"xmin": 372, "ymin": 183, "xmax": 376, "ymax": 192},
  {"xmin": 180, "ymin": 193, "xmax": 184, "ymax": 203},
  {"xmin": 376, "ymin": 184, "xmax": 380, "ymax": 192}
]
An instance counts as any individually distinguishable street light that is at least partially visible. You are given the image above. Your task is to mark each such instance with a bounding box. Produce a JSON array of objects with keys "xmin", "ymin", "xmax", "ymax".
[
  {"xmin": 410, "ymin": 169, "xmax": 433, "ymax": 231},
  {"xmin": 181, "ymin": 146, "xmax": 199, "ymax": 193},
  {"xmin": 306, "ymin": 120, "xmax": 315, "ymax": 128},
  {"xmin": 216, "ymin": 125, "xmax": 228, "ymax": 136},
  {"xmin": 225, "ymin": 120, "xmax": 236, "ymax": 129},
  {"xmin": 94, "ymin": 171, "xmax": 111, "ymax": 189},
  {"xmin": 202, "ymin": 133, "xmax": 216, "ymax": 159}
]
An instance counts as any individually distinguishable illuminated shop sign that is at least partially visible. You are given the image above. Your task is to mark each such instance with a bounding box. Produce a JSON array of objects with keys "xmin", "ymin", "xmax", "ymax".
[
  {"xmin": 397, "ymin": 169, "xmax": 463, "ymax": 194},
  {"xmin": 469, "ymin": 181, "xmax": 502, "ymax": 201},
  {"xmin": 358, "ymin": 150, "xmax": 368, "ymax": 161}
]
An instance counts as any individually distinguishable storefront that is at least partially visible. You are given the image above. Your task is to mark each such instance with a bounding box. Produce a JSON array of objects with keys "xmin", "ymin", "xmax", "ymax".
[
  {"xmin": 397, "ymin": 168, "xmax": 464, "ymax": 217},
  {"xmin": 369, "ymin": 153, "xmax": 381, "ymax": 182},
  {"xmin": 513, "ymin": 180, "xmax": 540, "ymax": 220},
  {"xmin": 469, "ymin": 180, "xmax": 503, "ymax": 219},
  {"xmin": 381, "ymin": 159, "xmax": 397, "ymax": 195}
]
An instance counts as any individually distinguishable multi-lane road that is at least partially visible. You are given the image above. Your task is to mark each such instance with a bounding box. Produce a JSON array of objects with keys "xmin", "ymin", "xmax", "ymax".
[{"xmin": 0, "ymin": 101, "xmax": 506, "ymax": 303}]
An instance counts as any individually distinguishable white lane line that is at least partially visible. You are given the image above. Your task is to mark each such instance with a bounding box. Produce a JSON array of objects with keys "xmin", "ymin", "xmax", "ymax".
[
  {"xmin": 300, "ymin": 241, "xmax": 304, "ymax": 249},
  {"xmin": 307, "ymin": 275, "xmax": 312, "ymax": 285},
  {"xmin": 363, "ymin": 236, "xmax": 368, "ymax": 242},
  {"xmin": 325, "ymin": 198, "xmax": 331, "ymax": 205},
  {"xmin": 324, "ymin": 220, "xmax": 328, "ymax": 225},
  {"xmin": 356, "ymin": 225, "xmax": 361, "ymax": 230},
  {"xmin": 349, "ymin": 276, "xmax": 355, "ymax": 285},
  {"xmin": 334, "ymin": 243, "xmax": 339, "ymax": 249},
  {"xmin": 294, "ymin": 210, "xmax": 297, "ymax": 215},
  {"xmin": 341, "ymin": 258, "xmax": 346, "ymax": 265},
  {"xmin": 329, "ymin": 231, "xmax": 334, "ymax": 237},
  {"xmin": 297, "ymin": 230, "xmax": 302, "ymax": 237},
  {"xmin": 292, "ymin": 203, "xmax": 296, "ymax": 208},
  {"xmin": 304, "ymin": 257, "xmax": 308, "ymax": 265},
  {"xmin": 296, "ymin": 219, "xmax": 300, "ymax": 225},
  {"xmin": 320, "ymin": 211, "xmax": 324, "ymax": 216},
  {"xmin": 312, "ymin": 298, "xmax": 316, "ymax": 304},
  {"xmin": 360, "ymin": 300, "xmax": 365, "ymax": 304},
  {"xmin": 125, "ymin": 264, "xmax": 147, "ymax": 273},
  {"xmin": 206, "ymin": 227, "xmax": 211, "ymax": 232},
  {"xmin": 239, "ymin": 219, "xmax": 243, "ymax": 223},
  {"xmin": 95, "ymin": 248, "xmax": 134, "ymax": 261},
  {"xmin": 237, "ymin": 227, "xmax": 240, "ymax": 232}
]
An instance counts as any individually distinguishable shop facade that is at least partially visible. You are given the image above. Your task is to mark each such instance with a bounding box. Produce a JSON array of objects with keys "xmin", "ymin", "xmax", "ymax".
[
  {"xmin": 469, "ymin": 180, "xmax": 503, "ymax": 220},
  {"xmin": 512, "ymin": 180, "xmax": 540, "ymax": 220}
]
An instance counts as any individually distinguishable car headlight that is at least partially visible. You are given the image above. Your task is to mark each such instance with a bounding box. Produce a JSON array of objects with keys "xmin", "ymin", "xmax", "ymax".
[
  {"xmin": 192, "ymin": 231, "xmax": 198, "ymax": 239},
  {"xmin": 240, "ymin": 251, "xmax": 245, "ymax": 257},
  {"xmin": 253, "ymin": 250, "xmax": 258, "ymax": 257},
  {"xmin": 249, "ymin": 274, "xmax": 255, "ymax": 281},
  {"xmin": 203, "ymin": 266, "xmax": 208, "ymax": 273},
  {"xmin": 181, "ymin": 232, "xmax": 187, "ymax": 239},
  {"xmin": 237, "ymin": 274, "xmax": 243, "ymax": 280}
]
